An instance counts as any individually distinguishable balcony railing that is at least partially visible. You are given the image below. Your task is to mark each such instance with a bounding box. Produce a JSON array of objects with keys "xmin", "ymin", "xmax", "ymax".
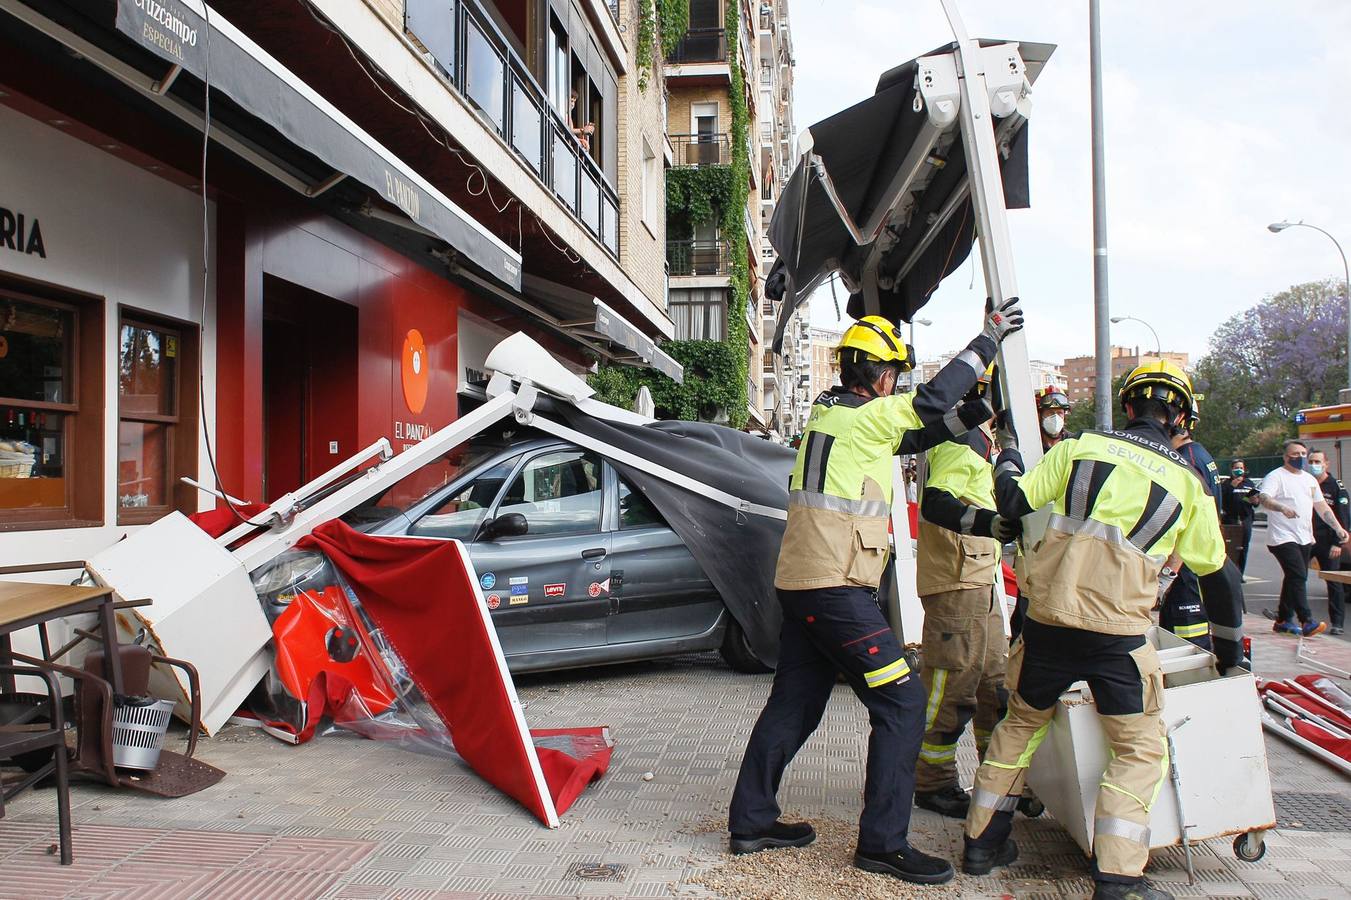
[
  {"xmin": 669, "ymin": 133, "xmax": 731, "ymax": 167},
  {"xmin": 667, "ymin": 239, "xmax": 731, "ymax": 276},
  {"xmin": 667, "ymin": 27, "xmax": 727, "ymax": 64},
  {"xmin": 406, "ymin": 0, "xmax": 619, "ymax": 257}
]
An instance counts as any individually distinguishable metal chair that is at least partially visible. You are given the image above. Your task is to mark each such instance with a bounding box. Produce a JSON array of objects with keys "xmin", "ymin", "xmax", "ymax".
[{"xmin": 0, "ymin": 663, "xmax": 72, "ymax": 864}]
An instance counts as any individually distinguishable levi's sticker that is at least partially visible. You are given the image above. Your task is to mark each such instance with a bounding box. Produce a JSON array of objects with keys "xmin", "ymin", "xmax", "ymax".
[
  {"xmin": 509, "ymin": 595, "xmax": 528, "ymax": 605},
  {"xmin": 544, "ymin": 583, "xmax": 566, "ymax": 597},
  {"xmin": 510, "ymin": 584, "xmax": 529, "ymax": 597}
]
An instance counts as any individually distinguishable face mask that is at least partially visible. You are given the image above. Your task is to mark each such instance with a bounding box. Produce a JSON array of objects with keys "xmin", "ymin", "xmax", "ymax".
[
  {"xmin": 1041, "ymin": 414, "xmax": 1064, "ymax": 436},
  {"xmin": 1310, "ymin": 463, "xmax": 1326, "ymax": 477},
  {"xmin": 1288, "ymin": 456, "xmax": 1306, "ymax": 471},
  {"xmin": 1231, "ymin": 469, "xmax": 1244, "ymax": 478}
]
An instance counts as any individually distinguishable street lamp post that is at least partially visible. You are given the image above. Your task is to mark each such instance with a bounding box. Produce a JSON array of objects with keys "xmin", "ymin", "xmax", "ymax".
[
  {"xmin": 1110, "ymin": 315, "xmax": 1162, "ymax": 359},
  {"xmin": 907, "ymin": 317, "xmax": 932, "ymax": 389},
  {"xmin": 1268, "ymin": 220, "xmax": 1351, "ymax": 390}
]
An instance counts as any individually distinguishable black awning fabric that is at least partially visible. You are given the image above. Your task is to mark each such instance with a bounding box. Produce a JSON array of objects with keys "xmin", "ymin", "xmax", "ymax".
[
  {"xmin": 540, "ymin": 398, "xmax": 795, "ymax": 666},
  {"xmin": 769, "ymin": 42, "xmax": 1050, "ymax": 351},
  {"xmin": 114, "ymin": 0, "xmax": 522, "ymax": 290}
]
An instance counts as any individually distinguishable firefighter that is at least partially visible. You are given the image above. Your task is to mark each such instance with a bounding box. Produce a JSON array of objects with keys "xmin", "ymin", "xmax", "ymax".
[
  {"xmin": 1158, "ymin": 406, "xmax": 1222, "ymax": 649},
  {"xmin": 913, "ymin": 366, "xmax": 1020, "ymax": 819},
  {"xmin": 962, "ymin": 360, "xmax": 1245, "ymax": 900},
  {"xmin": 728, "ymin": 300, "xmax": 1025, "ymax": 886},
  {"xmin": 1036, "ymin": 385, "xmax": 1071, "ymax": 450}
]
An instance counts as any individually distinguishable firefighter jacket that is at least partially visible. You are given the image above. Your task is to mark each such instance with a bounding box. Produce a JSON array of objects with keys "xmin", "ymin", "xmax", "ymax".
[
  {"xmin": 917, "ymin": 425, "xmax": 1000, "ymax": 595},
  {"xmin": 775, "ymin": 336, "xmax": 1000, "ymax": 591},
  {"xmin": 993, "ymin": 418, "xmax": 1227, "ymax": 636}
]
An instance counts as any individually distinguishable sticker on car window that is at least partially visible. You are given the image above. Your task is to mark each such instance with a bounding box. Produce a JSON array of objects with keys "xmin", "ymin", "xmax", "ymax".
[
  {"xmin": 485, "ymin": 594, "xmax": 501, "ymax": 609},
  {"xmin": 510, "ymin": 583, "xmax": 529, "ymax": 597},
  {"xmin": 480, "ymin": 572, "xmax": 496, "ymax": 590},
  {"xmin": 544, "ymin": 583, "xmax": 565, "ymax": 597},
  {"xmin": 510, "ymin": 595, "xmax": 528, "ymax": 606}
]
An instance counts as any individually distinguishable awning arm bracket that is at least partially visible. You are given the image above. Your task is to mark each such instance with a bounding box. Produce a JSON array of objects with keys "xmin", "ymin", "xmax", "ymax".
[{"xmin": 151, "ymin": 63, "xmax": 181, "ymax": 95}]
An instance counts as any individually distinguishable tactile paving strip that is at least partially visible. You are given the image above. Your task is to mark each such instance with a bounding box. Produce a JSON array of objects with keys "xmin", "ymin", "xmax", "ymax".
[{"xmin": 1272, "ymin": 792, "xmax": 1351, "ymax": 832}]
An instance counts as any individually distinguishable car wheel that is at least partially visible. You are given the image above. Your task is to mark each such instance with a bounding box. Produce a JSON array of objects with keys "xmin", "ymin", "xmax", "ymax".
[{"xmin": 720, "ymin": 617, "xmax": 772, "ymax": 674}]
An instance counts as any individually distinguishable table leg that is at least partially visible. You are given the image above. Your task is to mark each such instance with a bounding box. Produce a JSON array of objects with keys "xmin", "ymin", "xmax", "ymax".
[
  {"xmin": 0, "ymin": 633, "xmax": 12, "ymax": 693},
  {"xmin": 98, "ymin": 598, "xmax": 124, "ymax": 697}
]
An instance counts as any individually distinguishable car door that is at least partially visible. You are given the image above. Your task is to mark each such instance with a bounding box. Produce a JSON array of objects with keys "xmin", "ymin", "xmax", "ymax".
[
  {"xmin": 466, "ymin": 446, "xmax": 612, "ymax": 656},
  {"xmin": 604, "ymin": 466, "xmax": 722, "ymax": 647}
]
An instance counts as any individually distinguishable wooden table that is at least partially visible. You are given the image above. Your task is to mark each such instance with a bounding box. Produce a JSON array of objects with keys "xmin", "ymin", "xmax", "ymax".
[
  {"xmin": 1319, "ymin": 570, "xmax": 1351, "ymax": 586},
  {"xmin": 0, "ymin": 581, "xmax": 124, "ymax": 696}
]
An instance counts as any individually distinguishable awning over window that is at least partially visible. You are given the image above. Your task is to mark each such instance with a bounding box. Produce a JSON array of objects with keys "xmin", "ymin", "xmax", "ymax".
[
  {"xmin": 591, "ymin": 300, "xmax": 684, "ymax": 384},
  {"xmin": 113, "ymin": 0, "xmax": 521, "ymax": 290}
]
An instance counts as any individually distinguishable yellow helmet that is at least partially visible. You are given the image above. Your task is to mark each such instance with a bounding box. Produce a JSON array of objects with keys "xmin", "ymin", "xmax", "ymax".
[
  {"xmin": 1119, "ymin": 360, "xmax": 1194, "ymax": 418},
  {"xmin": 837, "ymin": 316, "xmax": 914, "ymax": 372}
]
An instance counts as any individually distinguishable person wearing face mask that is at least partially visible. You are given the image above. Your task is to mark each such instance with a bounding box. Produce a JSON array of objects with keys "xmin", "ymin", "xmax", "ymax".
[
  {"xmin": 1308, "ymin": 449, "xmax": 1350, "ymax": 634},
  {"xmin": 1257, "ymin": 440, "xmax": 1348, "ymax": 636},
  {"xmin": 1220, "ymin": 459, "xmax": 1258, "ymax": 574},
  {"xmin": 728, "ymin": 301, "xmax": 1023, "ymax": 886},
  {"xmin": 1035, "ymin": 386, "xmax": 1071, "ymax": 450}
]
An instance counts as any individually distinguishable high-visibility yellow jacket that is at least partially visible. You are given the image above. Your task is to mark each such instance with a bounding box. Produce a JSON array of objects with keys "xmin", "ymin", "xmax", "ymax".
[
  {"xmin": 994, "ymin": 419, "xmax": 1226, "ymax": 635},
  {"xmin": 917, "ymin": 426, "xmax": 1000, "ymax": 595},
  {"xmin": 775, "ymin": 337, "xmax": 997, "ymax": 591}
]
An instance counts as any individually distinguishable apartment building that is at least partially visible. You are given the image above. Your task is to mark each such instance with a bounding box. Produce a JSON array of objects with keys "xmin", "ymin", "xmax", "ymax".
[
  {"xmin": 809, "ymin": 327, "xmax": 844, "ymax": 397},
  {"xmin": 1062, "ymin": 347, "xmax": 1190, "ymax": 403},
  {"xmin": 663, "ymin": 0, "xmax": 796, "ymax": 434},
  {"xmin": 0, "ymin": 0, "xmax": 674, "ymax": 575}
]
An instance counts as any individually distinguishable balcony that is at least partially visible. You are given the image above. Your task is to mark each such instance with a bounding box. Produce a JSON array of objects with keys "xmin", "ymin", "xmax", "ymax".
[
  {"xmin": 410, "ymin": 0, "xmax": 619, "ymax": 256},
  {"xmin": 667, "ymin": 27, "xmax": 728, "ymax": 64},
  {"xmin": 667, "ymin": 240, "xmax": 731, "ymax": 277},
  {"xmin": 670, "ymin": 133, "xmax": 731, "ymax": 167}
]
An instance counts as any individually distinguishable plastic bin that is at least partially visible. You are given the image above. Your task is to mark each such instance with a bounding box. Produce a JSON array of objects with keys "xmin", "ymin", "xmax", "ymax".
[{"xmin": 111, "ymin": 697, "xmax": 175, "ymax": 771}]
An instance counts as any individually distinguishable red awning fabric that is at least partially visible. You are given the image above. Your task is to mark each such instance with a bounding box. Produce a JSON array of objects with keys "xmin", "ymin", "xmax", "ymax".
[{"xmin": 298, "ymin": 520, "xmax": 608, "ymax": 825}]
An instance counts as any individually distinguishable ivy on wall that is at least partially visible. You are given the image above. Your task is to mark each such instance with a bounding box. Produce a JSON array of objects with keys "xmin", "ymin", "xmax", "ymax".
[
  {"xmin": 594, "ymin": 0, "xmax": 752, "ymax": 429},
  {"xmin": 636, "ymin": 0, "xmax": 690, "ymax": 92}
]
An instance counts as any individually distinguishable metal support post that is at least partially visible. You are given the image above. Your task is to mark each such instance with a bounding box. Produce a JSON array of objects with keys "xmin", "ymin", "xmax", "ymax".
[{"xmin": 1090, "ymin": 0, "xmax": 1112, "ymax": 429}]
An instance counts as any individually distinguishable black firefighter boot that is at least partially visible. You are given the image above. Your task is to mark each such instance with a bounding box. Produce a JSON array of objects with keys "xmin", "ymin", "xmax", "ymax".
[
  {"xmin": 914, "ymin": 784, "xmax": 970, "ymax": 819},
  {"xmin": 1092, "ymin": 880, "xmax": 1175, "ymax": 900},
  {"xmin": 962, "ymin": 837, "xmax": 1019, "ymax": 875},
  {"xmin": 728, "ymin": 820, "xmax": 816, "ymax": 855}
]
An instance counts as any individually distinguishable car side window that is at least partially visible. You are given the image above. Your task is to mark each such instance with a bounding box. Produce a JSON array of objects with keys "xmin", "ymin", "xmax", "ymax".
[
  {"xmin": 495, "ymin": 448, "xmax": 603, "ymax": 537},
  {"xmin": 618, "ymin": 478, "xmax": 665, "ymax": 529},
  {"xmin": 408, "ymin": 457, "xmax": 519, "ymax": 540}
]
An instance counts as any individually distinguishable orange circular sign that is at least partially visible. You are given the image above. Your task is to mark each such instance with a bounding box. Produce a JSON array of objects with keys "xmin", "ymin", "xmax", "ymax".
[{"xmin": 401, "ymin": 329, "xmax": 429, "ymax": 414}]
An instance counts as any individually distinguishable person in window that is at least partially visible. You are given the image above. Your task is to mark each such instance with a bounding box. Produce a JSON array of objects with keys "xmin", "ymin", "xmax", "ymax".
[{"xmin": 569, "ymin": 90, "xmax": 593, "ymax": 152}]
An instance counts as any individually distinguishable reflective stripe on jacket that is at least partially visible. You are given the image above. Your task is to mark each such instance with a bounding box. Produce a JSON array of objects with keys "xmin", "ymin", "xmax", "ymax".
[
  {"xmin": 995, "ymin": 420, "xmax": 1226, "ymax": 635},
  {"xmin": 917, "ymin": 427, "xmax": 1000, "ymax": 595}
]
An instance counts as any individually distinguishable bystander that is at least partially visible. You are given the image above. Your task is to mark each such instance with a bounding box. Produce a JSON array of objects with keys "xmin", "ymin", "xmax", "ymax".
[
  {"xmin": 1221, "ymin": 459, "xmax": 1258, "ymax": 575},
  {"xmin": 1309, "ymin": 449, "xmax": 1350, "ymax": 634}
]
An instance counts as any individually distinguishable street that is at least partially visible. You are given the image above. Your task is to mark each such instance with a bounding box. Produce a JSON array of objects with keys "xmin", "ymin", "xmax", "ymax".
[{"xmin": 1244, "ymin": 523, "xmax": 1350, "ymax": 640}]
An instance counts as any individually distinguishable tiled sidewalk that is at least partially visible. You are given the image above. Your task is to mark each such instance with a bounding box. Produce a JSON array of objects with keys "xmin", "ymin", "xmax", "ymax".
[{"xmin": 1, "ymin": 617, "xmax": 1350, "ymax": 899}]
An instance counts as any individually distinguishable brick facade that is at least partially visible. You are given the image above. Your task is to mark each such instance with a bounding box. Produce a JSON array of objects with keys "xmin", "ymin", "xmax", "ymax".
[{"xmin": 616, "ymin": 0, "xmax": 669, "ymax": 311}]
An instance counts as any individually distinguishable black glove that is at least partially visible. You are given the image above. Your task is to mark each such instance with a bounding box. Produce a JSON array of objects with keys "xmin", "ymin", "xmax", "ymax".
[
  {"xmin": 956, "ymin": 398, "xmax": 995, "ymax": 431},
  {"xmin": 983, "ymin": 296, "xmax": 1025, "ymax": 344},
  {"xmin": 991, "ymin": 514, "xmax": 1021, "ymax": 544}
]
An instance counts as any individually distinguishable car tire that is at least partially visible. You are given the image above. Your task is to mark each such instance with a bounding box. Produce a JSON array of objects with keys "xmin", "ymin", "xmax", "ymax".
[{"xmin": 720, "ymin": 617, "xmax": 772, "ymax": 674}]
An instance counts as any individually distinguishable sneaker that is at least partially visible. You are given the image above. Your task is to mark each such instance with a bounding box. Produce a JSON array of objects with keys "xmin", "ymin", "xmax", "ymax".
[
  {"xmin": 1274, "ymin": 620, "xmax": 1300, "ymax": 635},
  {"xmin": 1331, "ymin": 626, "xmax": 1345, "ymax": 635},
  {"xmin": 1302, "ymin": 621, "xmax": 1329, "ymax": 637},
  {"xmin": 854, "ymin": 845, "xmax": 956, "ymax": 885},
  {"xmin": 1092, "ymin": 879, "xmax": 1175, "ymax": 900},
  {"xmin": 962, "ymin": 838, "xmax": 1018, "ymax": 875},
  {"xmin": 729, "ymin": 820, "xmax": 816, "ymax": 855},
  {"xmin": 914, "ymin": 784, "xmax": 970, "ymax": 819}
]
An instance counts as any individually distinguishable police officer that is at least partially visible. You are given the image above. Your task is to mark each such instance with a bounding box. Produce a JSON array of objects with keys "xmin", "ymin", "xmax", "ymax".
[
  {"xmin": 1221, "ymin": 459, "xmax": 1258, "ymax": 574},
  {"xmin": 1158, "ymin": 410, "xmax": 1223, "ymax": 649},
  {"xmin": 913, "ymin": 367, "xmax": 1020, "ymax": 819},
  {"xmin": 1309, "ymin": 449, "xmax": 1350, "ymax": 634},
  {"xmin": 1036, "ymin": 385, "xmax": 1071, "ymax": 451},
  {"xmin": 962, "ymin": 361, "xmax": 1245, "ymax": 900},
  {"xmin": 728, "ymin": 299, "xmax": 1025, "ymax": 886}
]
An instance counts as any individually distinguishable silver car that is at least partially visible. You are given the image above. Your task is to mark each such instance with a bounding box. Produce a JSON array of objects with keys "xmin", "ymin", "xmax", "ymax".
[{"xmin": 250, "ymin": 435, "xmax": 770, "ymax": 674}]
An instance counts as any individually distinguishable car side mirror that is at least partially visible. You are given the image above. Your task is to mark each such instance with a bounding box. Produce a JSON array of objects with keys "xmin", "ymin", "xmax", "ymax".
[{"xmin": 481, "ymin": 512, "xmax": 529, "ymax": 540}]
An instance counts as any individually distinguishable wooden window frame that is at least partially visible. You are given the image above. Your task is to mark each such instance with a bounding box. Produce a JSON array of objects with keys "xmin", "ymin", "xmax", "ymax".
[
  {"xmin": 0, "ymin": 279, "xmax": 103, "ymax": 531},
  {"xmin": 116, "ymin": 307, "xmax": 200, "ymax": 526}
]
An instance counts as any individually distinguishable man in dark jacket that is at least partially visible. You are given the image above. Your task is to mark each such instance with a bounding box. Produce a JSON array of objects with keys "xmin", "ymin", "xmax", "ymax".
[
  {"xmin": 1159, "ymin": 422, "xmax": 1222, "ymax": 648},
  {"xmin": 1221, "ymin": 459, "xmax": 1258, "ymax": 574},
  {"xmin": 1309, "ymin": 450, "xmax": 1350, "ymax": 634}
]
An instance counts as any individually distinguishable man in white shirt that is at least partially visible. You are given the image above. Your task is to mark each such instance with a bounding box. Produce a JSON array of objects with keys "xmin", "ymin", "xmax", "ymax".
[{"xmin": 1258, "ymin": 440, "xmax": 1350, "ymax": 636}]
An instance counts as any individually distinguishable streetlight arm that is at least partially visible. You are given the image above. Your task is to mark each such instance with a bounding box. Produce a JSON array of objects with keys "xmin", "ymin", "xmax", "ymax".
[{"xmin": 1271, "ymin": 221, "xmax": 1351, "ymax": 390}]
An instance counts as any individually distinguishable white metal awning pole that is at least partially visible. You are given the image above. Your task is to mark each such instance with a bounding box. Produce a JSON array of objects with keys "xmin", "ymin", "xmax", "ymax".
[{"xmin": 940, "ymin": 1, "xmax": 1042, "ymax": 470}]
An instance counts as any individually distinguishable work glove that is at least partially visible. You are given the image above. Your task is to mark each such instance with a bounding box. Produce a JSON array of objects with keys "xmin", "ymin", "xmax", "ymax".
[
  {"xmin": 983, "ymin": 296, "xmax": 1025, "ymax": 345},
  {"xmin": 1156, "ymin": 565, "xmax": 1178, "ymax": 605},
  {"xmin": 956, "ymin": 398, "xmax": 995, "ymax": 431},
  {"xmin": 994, "ymin": 409, "xmax": 1018, "ymax": 451},
  {"xmin": 991, "ymin": 514, "xmax": 1021, "ymax": 544}
]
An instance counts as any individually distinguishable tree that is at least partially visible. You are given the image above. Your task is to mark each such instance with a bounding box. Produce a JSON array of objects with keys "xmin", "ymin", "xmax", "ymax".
[{"xmin": 1191, "ymin": 278, "xmax": 1346, "ymax": 458}]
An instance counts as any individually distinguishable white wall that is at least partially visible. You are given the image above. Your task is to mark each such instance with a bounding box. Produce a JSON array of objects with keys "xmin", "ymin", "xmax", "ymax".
[{"xmin": 0, "ymin": 105, "xmax": 218, "ymax": 577}]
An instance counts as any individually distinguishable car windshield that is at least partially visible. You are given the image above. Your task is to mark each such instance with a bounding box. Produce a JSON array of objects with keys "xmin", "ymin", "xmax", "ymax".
[{"xmin": 343, "ymin": 432, "xmax": 516, "ymax": 528}]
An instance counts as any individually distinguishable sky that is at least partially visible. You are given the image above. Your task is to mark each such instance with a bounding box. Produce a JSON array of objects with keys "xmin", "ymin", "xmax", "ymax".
[{"xmin": 787, "ymin": 1, "xmax": 1351, "ymax": 365}]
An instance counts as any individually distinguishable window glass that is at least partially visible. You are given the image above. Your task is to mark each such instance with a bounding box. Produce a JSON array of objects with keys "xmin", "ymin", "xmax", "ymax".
[
  {"xmin": 117, "ymin": 319, "xmax": 182, "ymax": 516},
  {"xmin": 496, "ymin": 448, "xmax": 602, "ymax": 536},
  {"xmin": 117, "ymin": 421, "xmax": 168, "ymax": 509},
  {"xmin": 618, "ymin": 478, "xmax": 664, "ymax": 529},
  {"xmin": 1, "ymin": 297, "xmax": 74, "ymax": 513},
  {"xmin": 464, "ymin": 16, "xmax": 505, "ymax": 133},
  {"xmin": 119, "ymin": 323, "xmax": 176, "ymax": 416},
  {"xmin": 409, "ymin": 456, "xmax": 519, "ymax": 540}
]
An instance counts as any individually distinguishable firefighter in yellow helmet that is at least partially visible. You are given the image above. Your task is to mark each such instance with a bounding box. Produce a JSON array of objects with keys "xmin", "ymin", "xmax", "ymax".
[
  {"xmin": 912, "ymin": 364, "xmax": 1021, "ymax": 818},
  {"xmin": 729, "ymin": 300, "xmax": 1025, "ymax": 886},
  {"xmin": 962, "ymin": 359, "xmax": 1243, "ymax": 900}
]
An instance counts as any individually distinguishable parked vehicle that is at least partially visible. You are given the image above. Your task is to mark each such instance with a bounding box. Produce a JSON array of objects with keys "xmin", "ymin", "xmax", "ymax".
[{"xmin": 249, "ymin": 433, "xmax": 770, "ymax": 675}]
